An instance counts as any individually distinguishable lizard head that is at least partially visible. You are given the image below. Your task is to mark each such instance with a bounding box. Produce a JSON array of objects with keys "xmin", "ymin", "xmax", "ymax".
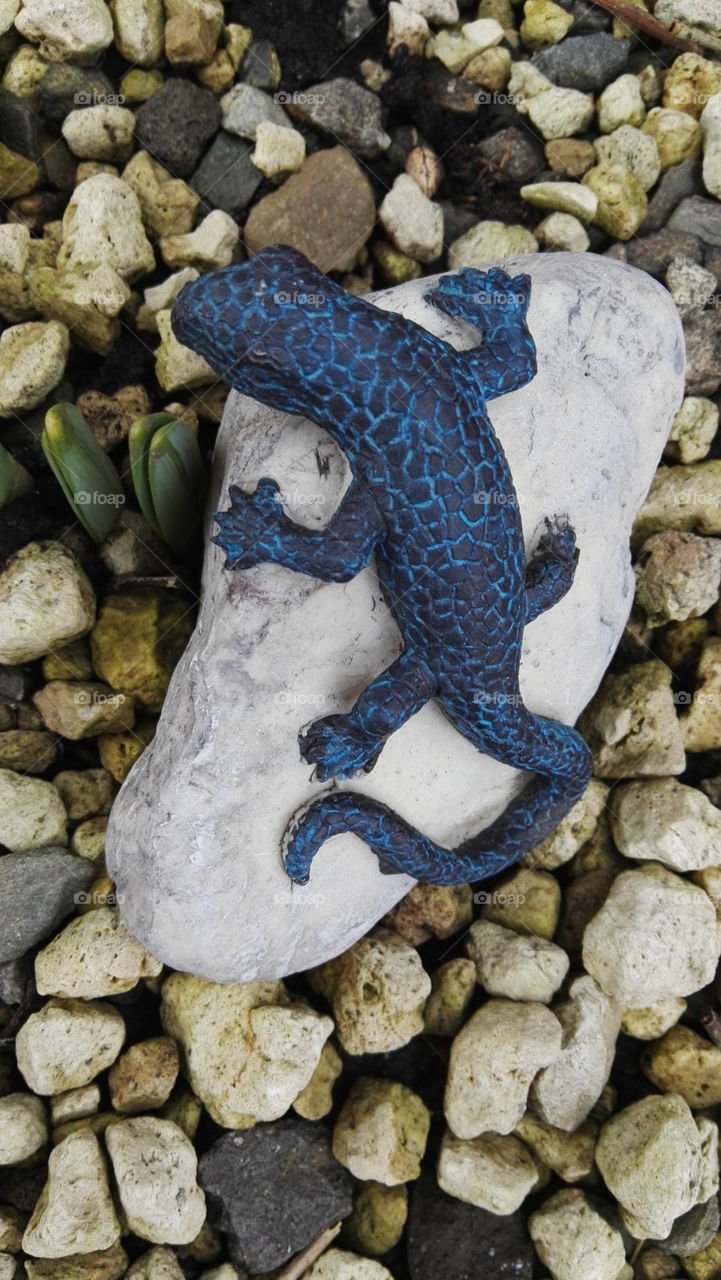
[{"xmin": 171, "ymin": 245, "xmax": 352, "ymax": 423}]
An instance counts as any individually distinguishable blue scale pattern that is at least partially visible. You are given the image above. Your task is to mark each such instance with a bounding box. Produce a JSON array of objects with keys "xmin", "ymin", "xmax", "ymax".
[{"xmin": 172, "ymin": 246, "xmax": 592, "ymax": 887}]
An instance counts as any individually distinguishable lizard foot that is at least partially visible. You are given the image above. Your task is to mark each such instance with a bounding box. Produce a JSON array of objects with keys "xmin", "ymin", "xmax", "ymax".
[
  {"xmin": 538, "ymin": 516, "xmax": 579, "ymax": 566},
  {"xmin": 427, "ymin": 268, "xmax": 531, "ymax": 330},
  {"xmin": 212, "ymin": 478, "xmax": 283, "ymax": 570},
  {"xmin": 299, "ymin": 714, "xmax": 383, "ymax": 783}
]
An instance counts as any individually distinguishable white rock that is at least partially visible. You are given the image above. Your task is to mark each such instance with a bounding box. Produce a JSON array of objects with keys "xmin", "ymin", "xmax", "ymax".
[
  {"xmin": 125, "ymin": 1248, "xmax": 186, "ymax": 1280},
  {"xmin": 426, "ymin": 19, "xmax": 503, "ymax": 73},
  {"xmin": 34, "ymin": 908, "xmax": 162, "ymax": 999},
  {"xmin": 594, "ymin": 125, "xmax": 661, "ymax": 191},
  {"xmin": 306, "ymin": 1251, "xmax": 393, "ymax": 1280},
  {"xmin": 0, "ymin": 321, "xmax": 68, "ymax": 416},
  {"xmin": 529, "ymin": 1188, "xmax": 627, "ymax": 1280},
  {"xmin": 535, "ymin": 212, "xmax": 590, "ymax": 253},
  {"xmin": 387, "ymin": 2, "xmax": 429, "ymax": 56},
  {"xmin": 333, "ymin": 1077, "xmax": 430, "ymax": 1184},
  {"xmin": 445, "ymin": 998, "xmax": 563, "ymax": 1139},
  {"xmin": 58, "ymin": 174, "xmax": 154, "ymax": 283},
  {"xmin": 520, "ymin": 181, "xmax": 598, "ymax": 220},
  {"xmin": 449, "ymin": 221, "xmax": 539, "ymax": 266},
  {"xmin": 524, "ymin": 778, "xmax": 608, "ymax": 870},
  {"xmin": 251, "ymin": 122, "xmax": 305, "ymax": 177},
  {"xmin": 105, "ymin": 1117, "xmax": 206, "ymax": 1245},
  {"xmin": 0, "ymin": 223, "xmax": 30, "ymax": 273},
  {"xmin": 14, "ymin": 0, "xmax": 113, "ymax": 61},
  {"xmin": 0, "ymin": 0, "xmax": 19, "ymax": 36},
  {"xmin": 106, "ymin": 254, "xmax": 685, "ymax": 982},
  {"xmin": 401, "ymin": 0, "xmax": 458, "ymax": 22},
  {"xmin": 530, "ymin": 975, "xmax": 621, "ymax": 1131},
  {"xmin": 159, "ymin": 209, "xmax": 239, "ymax": 271},
  {"xmin": 610, "ymin": 777, "xmax": 721, "ymax": 871},
  {"xmin": 595, "ymin": 1093, "xmax": 713, "ymax": 1238},
  {"xmin": 50, "ymin": 1084, "xmax": 101, "ymax": 1126},
  {"xmin": 0, "ymin": 769, "xmax": 67, "ymax": 852},
  {"xmin": 0, "ymin": 542, "xmax": 95, "ymax": 663},
  {"xmin": 666, "ymin": 252, "xmax": 718, "ymax": 316},
  {"xmin": 0, "ymin": 1094, "xmax": 47, "ymax": 1165},
  {"xmin": 655, "ymin": 0, "xmax": 721, "ymax": 53},
  {"xmin": 22, "ymin": 1130, "xmax": 120, "ymax": 1258},
  {"xmin": 160, "ymin": 972, "xmax": 333, "ymax": 1128},
  {"xmin": 137, "ymin": 267, "xmax": 200, "ymax": 333},
  {"xmin": 110, "ymin": 0, "xmax": 164, "ymax": 66},
  {"xmin": 621, "ymin": 996, "xmax": 686, "ymax": 1040},
  {"xmin": 61, "ymin": 106, "xmax": 136, "ymax": 163},
  {"xmin": 583, "ymin": 864, "xmax": 720, "ymax": 1008},
  {"xmin": 701, "ymin": 92, "xmax": 721, "ymax": 200},
  {"xmin": 155, "ymin": 309, "xmax": 215, "ymax": 392},
  {"xmin": 379, "ymin": 173, "xmax": 444, "ymax": 263},
  {"xmin": 666, "ymin": 396, "xmax": 719, "ymax": 463},
  {"xmin": 465, "ymin": 919, "xmax": 569, "ymax": 1003},
  {"xmin": 220, "ymin": 83, "xmax": 289, "ymax": 140},
  {"xmin": 597, "ymin": 74, "xmax": 647, "ymax": 133},
  {"xmin": 16, "ymin": 997, "xmax": 126, "ymax": 1094},
  {"xmin": 509, "ymin": 62, "xmax": 595, "ymax": 139},
  {"xmin": 437, "ymin": 1128, "xmax": 541, "ymax": 1214},
  {"xmin": 696, "ymin": 1114, "xmax": 720, "ymax": 1203}
]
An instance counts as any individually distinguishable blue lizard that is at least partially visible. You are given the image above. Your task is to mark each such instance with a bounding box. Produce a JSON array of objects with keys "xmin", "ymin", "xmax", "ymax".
[{"xmin": 171, "ymin": 245, "xmax": 592, "ymax": 887}]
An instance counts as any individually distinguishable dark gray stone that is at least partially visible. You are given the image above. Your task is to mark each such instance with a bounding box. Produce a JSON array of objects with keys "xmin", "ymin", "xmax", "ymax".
[
  {"xmin": 684, "ymin": 310, "xmax": 721, "ymax": 396},
  {"xmin": 135, "ymin": 79, "xmax": 220, "ymax": 179},
  {"xmin": 340, "ymin": 0, "xmax": 376, "ymax": 44},
  {"xmin": 0, "ymin": 89, "xmax": 40, "ymax": 160},
  {"xmin": 555, "ymin": 0, "xmax": 612, "ymax": 32},
  {"xmin": 703, "ymin": 246, "xmax": 721, "ymax": 283},
  {"xmin": 38, "ymin": 65, "xmax": 116, "ymax": 129},
  {"xmin": 533, "ymin": 33, "xmax": 630, "ymax": 92},
  {"xmin": 658, "ymin": 1197, "xmax": 720, "ymax": 1258},
  {"xmin": 669, "ymin": 196, "xmax": 721, "ymax": 247},
  {"xmin": 627, "ymin": 228, "xmax": 704, "ymax": 278},
  {"xmin": 408, "ymin": 1172, "xmax": 534, "ymax": 1279},
  {"xmin": 477, "ymin": 126, "xmax": 545, "ymax": 184},
  {"xmin": 199, "ymin": 1119, "xmax": 354, "ymax": 1273},
  {"xmin": 241, "ymin": 40, "xmax": 280, "ymax": 92},
  {"xmin": 190, "ymin": 131, "xmax": 263, "ymax": 217},
  {"xmin": 0, "ymin": 955, "xmax": 31, "ymax": 1004},
  {"xmin": 640, "ymin": 159, "xmax": 701, "ymax": 235},
  {"xmin": 0, "ymin": 849, "xmax": 94, "ymax": 963},
  {"xmin": 285, "ymin": 76, "xmax": 389, "ymax": 157}
]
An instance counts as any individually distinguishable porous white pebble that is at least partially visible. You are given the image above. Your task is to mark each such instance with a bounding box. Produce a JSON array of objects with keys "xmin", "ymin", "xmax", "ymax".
[
  {"xmin": 22, "ymin": 1130, "xmax": 120, "ymax": 1258},
  {"xmin": 105, "ymin": 1117, "xmax": 206, "ymax": 1245},
  {"xmin": 15, "ymin": 997, "xmax": 126, "ymax": 1094}
]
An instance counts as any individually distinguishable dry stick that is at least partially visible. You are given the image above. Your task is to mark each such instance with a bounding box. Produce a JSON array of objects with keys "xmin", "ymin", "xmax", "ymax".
[
  {"xmin": 276, "ymin": 1223, "xmax": 342, "ymax": 1280},
  {"xmin": 589, "ymin": 0, "xmax": 704, "ymax": 53}
]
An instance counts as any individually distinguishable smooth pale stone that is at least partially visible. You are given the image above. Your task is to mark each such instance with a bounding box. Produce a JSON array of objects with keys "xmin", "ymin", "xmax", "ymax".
[
  {"xmin": 106, "ymin": 254, "xmax": 685, "ymax": 982},
  {"xmin": 22, "ymin": 1130, "xmax": 120, "ymax": 1258}
]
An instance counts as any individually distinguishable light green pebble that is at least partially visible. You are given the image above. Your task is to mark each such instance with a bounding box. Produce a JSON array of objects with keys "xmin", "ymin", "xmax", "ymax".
[
  {"xmin": 118, "ymin": 69, "xmax": 163, "ymax": 103},
  {"xmin": 520, "ymin": 0, "xmax": 574, "ymax": 50},
  {"xmin": 448, "ymin": 219, "xmax": 538, "ymax": 268},
  {"xmin": 520, "ymin": 180, "xmax": 598, "ymax": 220},
  {"xmin": 582, "ymin": 163, "xmax": 648, "ymax": 240}
]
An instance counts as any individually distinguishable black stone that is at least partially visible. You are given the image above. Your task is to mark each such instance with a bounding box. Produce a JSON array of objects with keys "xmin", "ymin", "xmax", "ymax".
[
  {"xmin": 0, "ymin": 850, "xmax": 95, "ymax": 962},
  {"xmin": 669, "ymin": 195, "xmax": 721, "ymax": 247},
  {"xmin": 199, "ymin": 1118, "xmax": 354, "ymax": 1273},
  {"xmin": 241, "ymin": 39, "xmax": 280, "ymax": 92},
  {"xmin": 190, "ymin": 130, "xmax": 263, "ymax": 216},
  {"xmin": 554, "ymin": 0, "xmax": 612, "ymax": 32},
  {"xmin": 407, "ymin": 1172, "xmax": 534, "ymax": 1279},
  {"xmin": 0, "ymin": 955, "xmax": 32, "ymax": 1004},
  {"xmin": 0, "ymin": 89, "xmax": 41, "ymax": 160},
  {"xmin": 640, "ymin": 159, "xmax": 701, "ymax": 235},
  {"xmin": 658, "ymin": 1197, "xmax": 721, "ymax": 1258},
  {"xmin": 135, "ymin": 79, "xmax": 220, "ymax": 179},
  {"xmin": 533, "ymin": 33, "xmax": 630, "ymax": 92},
  {"xmin": 477, "ymin": 126, "xmax": 546, "ymax": 185},
  {"xmin": 38, "ymin": 65, "xmax": 117, "ymax": 130},
  {"xmin": 626, "ymin": 228, "xmax": 704, "ymax": 278}
]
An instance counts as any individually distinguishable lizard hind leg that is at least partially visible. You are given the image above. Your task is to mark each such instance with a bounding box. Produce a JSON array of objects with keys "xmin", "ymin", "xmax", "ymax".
[{"xmin": 525, "ymin": 516, "xmax": 580, "ymax": 624}]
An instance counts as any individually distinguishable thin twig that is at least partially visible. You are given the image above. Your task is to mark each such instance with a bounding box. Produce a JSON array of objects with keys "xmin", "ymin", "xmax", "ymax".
[
  {"xmin": 589, "ymin": 0, "xmax": 704, "ymax": 52},
  {"xmin": 276, "ymin": 1224, "xmax": 342, "ymax": 1280}
]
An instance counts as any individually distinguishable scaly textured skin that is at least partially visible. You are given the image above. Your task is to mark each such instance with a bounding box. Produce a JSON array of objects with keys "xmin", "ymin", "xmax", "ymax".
[{"xmin": 171, "ymin": 245, "xmax": 592, "ymax": 886}]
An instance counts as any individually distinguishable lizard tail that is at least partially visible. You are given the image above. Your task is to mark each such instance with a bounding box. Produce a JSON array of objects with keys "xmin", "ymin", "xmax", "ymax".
[{"xmin": 282, "ymin": 731, "xmax": 592, "ymax": 886}]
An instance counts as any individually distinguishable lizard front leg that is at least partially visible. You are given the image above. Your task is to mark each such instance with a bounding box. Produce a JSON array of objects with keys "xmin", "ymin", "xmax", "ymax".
[
  {"xmin": 300, "ymin": 649, "xmax": 436, "ymax": 781},
  {"xmin": 425, "ymin": 267, "xmax": 537, "ymax": 399},
  {"xmin": 213, "ymin": 476, "xmax": 386, "ymax": 583}
]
